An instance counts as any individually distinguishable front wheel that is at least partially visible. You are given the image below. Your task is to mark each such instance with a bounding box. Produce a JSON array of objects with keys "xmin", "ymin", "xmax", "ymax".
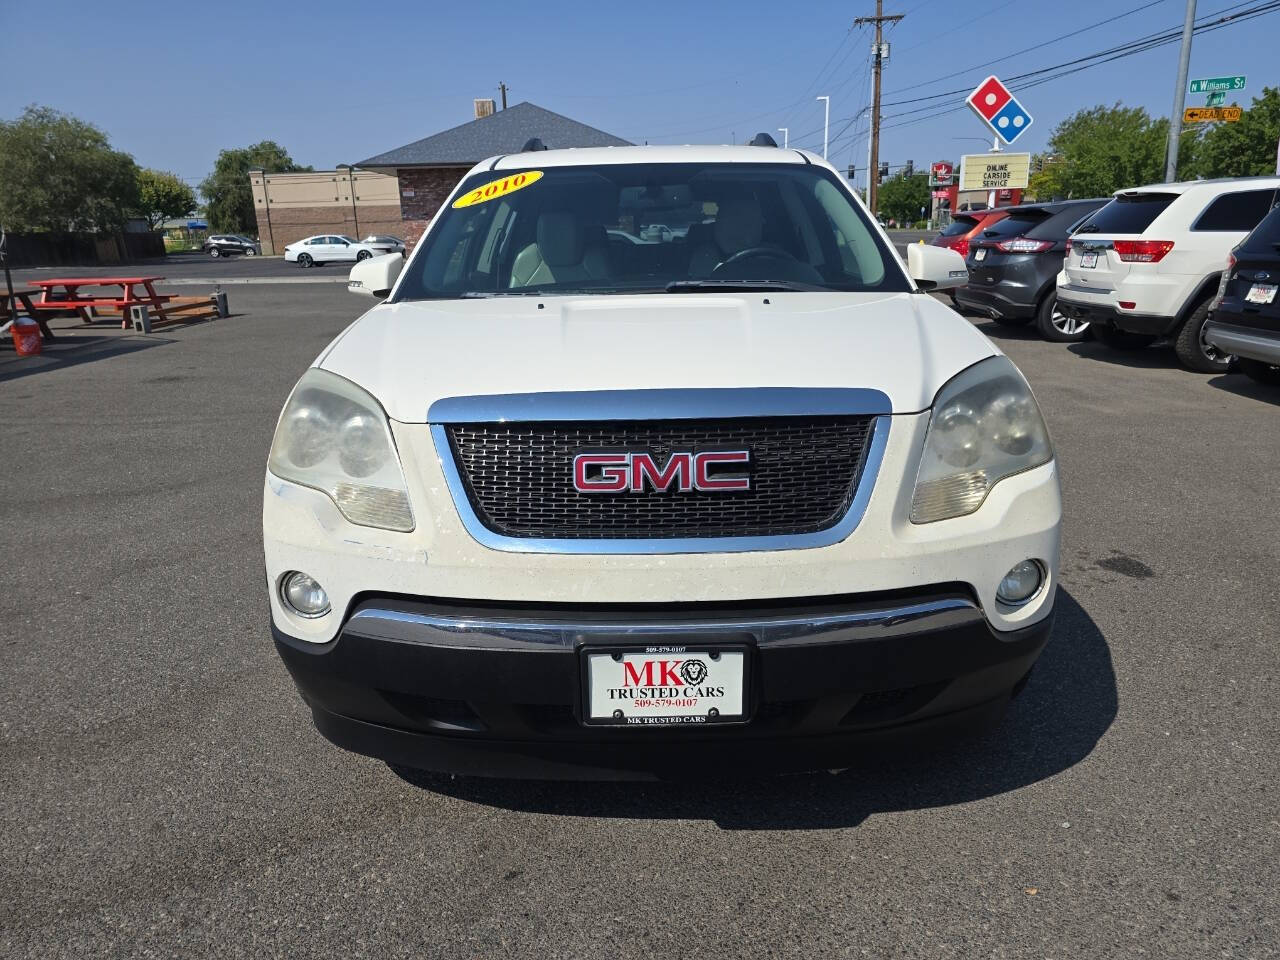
[
  {"xmin": 1238, "ymin": 358, "xmax": 1280, "ymax": 386},
  {"xmin": 209, "ymin": 248, "xmax": 221, "ymax": 258},
  {"xmin": 1174, "ymin": 299, "xmax": 1232, "ymax": 373},
  {"xmin": 297, "ymin": 253, "xmax": 313, "ymax": 268},
  {"xmin": 356, "ymin": 250, "xmax": 372, "ymax": 261},
  {"xmin": 1036, "ymin": 293, "xmax": 1089, "ymax": 342},
  {"xmin": 244, "ymin": 248, "xmax": 256, "ymax": 257},
  {"xmin": 1092, "ymin": 323, "xmax": 1156, "ymax": 351}
]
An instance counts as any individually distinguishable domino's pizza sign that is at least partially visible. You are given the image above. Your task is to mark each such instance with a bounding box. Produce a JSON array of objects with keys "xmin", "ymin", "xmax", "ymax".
[{"xmin": 966, "ymin": 75, "xmax": 1033, "ymax": 145}]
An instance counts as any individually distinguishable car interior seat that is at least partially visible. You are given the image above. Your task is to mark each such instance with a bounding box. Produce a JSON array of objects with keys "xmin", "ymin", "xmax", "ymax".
[
  {"xmin": 688, "ymin": 197, "xmax": 765, "ymax": 277},
  {"xmin": 510, "ymin": 212, "xmax": 611, "ymax": 288}
]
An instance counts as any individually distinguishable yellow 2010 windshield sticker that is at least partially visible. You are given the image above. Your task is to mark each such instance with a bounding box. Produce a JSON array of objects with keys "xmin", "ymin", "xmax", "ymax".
[{"xmin": 452, "ymin": 170, "xmax": 544, "ymax": 209}]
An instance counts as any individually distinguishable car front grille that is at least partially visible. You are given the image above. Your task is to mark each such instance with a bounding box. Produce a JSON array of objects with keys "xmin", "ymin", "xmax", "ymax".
[{"xmin": 443, "ymin": 416, "xmax": 876, "ymax": 540}]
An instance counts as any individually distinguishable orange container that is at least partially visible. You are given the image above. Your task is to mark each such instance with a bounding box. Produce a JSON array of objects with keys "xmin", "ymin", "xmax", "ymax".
[{"xmin": 9, "ymin": 317, "xmax": 43, "ymax": 356}]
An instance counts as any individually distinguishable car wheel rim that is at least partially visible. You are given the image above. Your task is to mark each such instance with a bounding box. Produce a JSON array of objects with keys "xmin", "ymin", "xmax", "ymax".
[{"xmin": 1051, "ymin": 307, "xmax": 1085, "ymax": 335}]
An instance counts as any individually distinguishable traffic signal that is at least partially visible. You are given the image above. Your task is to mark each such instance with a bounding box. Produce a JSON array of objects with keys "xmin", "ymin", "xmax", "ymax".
[
  {"xmin": 904, "ymin": 160, "xmax": 914, "ymax": 177},
  {"xmin": 878, "ymin": 162, "xmax": 889, "ymax": 182},
  {"xmin": 847, "ymin": 164, "xmax": 856, "ymax": 180}
]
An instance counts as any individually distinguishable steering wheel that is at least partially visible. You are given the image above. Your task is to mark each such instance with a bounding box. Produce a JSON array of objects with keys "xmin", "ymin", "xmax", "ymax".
[{"xmin": 713, "ymin": 245, "xmax": 799, "ymax": 272}]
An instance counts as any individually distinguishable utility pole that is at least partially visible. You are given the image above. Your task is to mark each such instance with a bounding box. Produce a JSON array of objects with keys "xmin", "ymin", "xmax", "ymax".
[
  {"xmin": 499, "ymin": 82, "xmax": 509, "ymax": 110},
  {"xmin": 338, "ymin": 164, "xmax": 359, "ymax": 238},
  {"xmin": 1165, "ymin": 0, "xmax": 1196, "ymax": 182},
  {"xmin": 854, "ymin": 1, "xmax": 903, "ymax": 215},
  {"xmin": 816, "ymin": 96, "xmax": 830, "ymax": 159}
]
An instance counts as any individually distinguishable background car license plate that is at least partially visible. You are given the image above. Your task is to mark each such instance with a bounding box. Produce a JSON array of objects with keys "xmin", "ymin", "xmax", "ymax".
[
  {"xmin": 1246, "ymin": 283, "xmax": 1278, "ymax": 304},
  {"xmin": 1080, "ymin": 252, "xmax": 1098, "ymax": 268},
  {"xmin": 973, "ymin": 248, "xmax": 986, "ymax": 261},
  {"xmin": 584, "ymin": 647, "xmax": 746, "ymax": 726}
]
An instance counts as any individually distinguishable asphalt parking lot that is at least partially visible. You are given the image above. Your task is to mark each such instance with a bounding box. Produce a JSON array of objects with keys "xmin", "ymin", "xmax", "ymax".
[{"xmin": 2, "ymin": 273, "xmax": 1278, "ymax": 958}]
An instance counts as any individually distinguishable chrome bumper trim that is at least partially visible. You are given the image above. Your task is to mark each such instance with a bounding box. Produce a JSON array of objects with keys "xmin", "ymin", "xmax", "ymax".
[{"xmin": 346, "ymin": 596, "xmax": 981, "ymax": 650}]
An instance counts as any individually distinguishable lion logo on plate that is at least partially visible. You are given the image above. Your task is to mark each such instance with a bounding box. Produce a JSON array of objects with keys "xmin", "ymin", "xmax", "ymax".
[{"xmin": 679, "ymin": 659, "xmax": 708, "ymax": 685}]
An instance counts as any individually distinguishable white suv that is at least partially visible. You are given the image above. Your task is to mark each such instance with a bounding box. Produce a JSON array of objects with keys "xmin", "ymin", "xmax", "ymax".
[
  {"xmin": 263, "ymin": 144, "xmax": 1061, "ymax": 780},
  {"xmin": 1056, "ymin": 177, "xmax": 1280, "ymax": 371}
]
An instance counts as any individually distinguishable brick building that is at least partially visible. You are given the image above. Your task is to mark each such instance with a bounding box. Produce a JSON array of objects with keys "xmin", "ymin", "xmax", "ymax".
[
  {"xmin": 356, "ymin": 102, "xmax": 632, "ymax": 249},
  {"xmin": 248, "ymin": 169, "xmax": 402, "ymax": 255}
]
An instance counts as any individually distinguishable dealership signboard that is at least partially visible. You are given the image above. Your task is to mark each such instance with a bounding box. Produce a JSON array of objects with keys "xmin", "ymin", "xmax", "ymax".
[{"xmin": 958, "ymin": 153, "xmax": 1031, "ymax": 191}]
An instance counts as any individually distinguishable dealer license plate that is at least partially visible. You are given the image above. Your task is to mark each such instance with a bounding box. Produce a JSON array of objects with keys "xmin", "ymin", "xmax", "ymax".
[
  {"xmin": 1246, "ymin": 283, "xmax": 1277, "ymax": 304},
  {"xmin": 1080, "ymin": 252, "xmax": 1098, "ymax": 268},
  {"xmin": 583, "ymin": 646, "xmax": 747, "ymax": 726},
  {"xmin": 973, "ymin": 248, "xmax": 986, "ymax": 262}
]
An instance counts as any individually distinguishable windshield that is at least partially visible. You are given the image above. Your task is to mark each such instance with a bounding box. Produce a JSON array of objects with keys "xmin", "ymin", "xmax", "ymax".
[{"xmin": 393, "ymin": 162, "xmax": 909, "ymax": 299}]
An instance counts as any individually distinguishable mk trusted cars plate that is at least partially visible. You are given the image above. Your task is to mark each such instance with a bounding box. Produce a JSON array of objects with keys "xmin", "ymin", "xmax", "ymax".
[
  {"xmin": 583, "ymin": 646, "xmax": 747, "ymax": 726},
  {"xmin": 1246, "ymin": 283, "xmax": 1278, "ymax": 304}
]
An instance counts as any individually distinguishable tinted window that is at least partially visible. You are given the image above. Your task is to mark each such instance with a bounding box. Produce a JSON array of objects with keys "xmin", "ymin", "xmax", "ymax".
[
  {"xmin": 1239, "ymin": 204, "xmax": 1280, "ymax": 254},
  {"xmin": 395, "ymin": 162, "xmax": 910, "ymax": 300},
  {"xmin": 980, "ymin": 213, "xmax": 1046, "ymax": 238},
  {"xmin": 1025, "ymin": 202, "xmax": 1107, "ymax": 240},
  {"xmin": 1193, "ymin": 189, "xmax": 1277, "ymax": 232},
  {"xmin": 1077, "ymin": 193, "xmax": 1177, "ymax": 235},
  {"xmin": 940, "ymin": 216, "xmax": 979, "ymax": 237}
]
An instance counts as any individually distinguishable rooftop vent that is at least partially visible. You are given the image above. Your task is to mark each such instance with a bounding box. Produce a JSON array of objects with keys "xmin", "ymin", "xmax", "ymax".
[{"xmin": 474, "ymin": 99, "xmax": 496, "ymax": 119}]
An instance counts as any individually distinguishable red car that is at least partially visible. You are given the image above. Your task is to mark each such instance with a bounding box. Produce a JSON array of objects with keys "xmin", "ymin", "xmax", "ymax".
[{"xmin": 931, "ymin": 208, "xmax": 1009, "ymax": 260}]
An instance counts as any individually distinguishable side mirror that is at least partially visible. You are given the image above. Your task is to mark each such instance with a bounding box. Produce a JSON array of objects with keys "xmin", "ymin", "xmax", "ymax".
[
  {"xmin": 907, "ymin": 243, "xmax": 968, "ymax": 292},
  {"xmin": 348, "ymin": 252, "xmax": 403, "ymax": 299}
]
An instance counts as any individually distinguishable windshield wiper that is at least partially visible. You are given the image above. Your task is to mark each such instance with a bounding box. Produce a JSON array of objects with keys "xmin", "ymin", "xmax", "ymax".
[{"xmin": 664, "ymin": 279, "xmax": 821, "ymax": 293}]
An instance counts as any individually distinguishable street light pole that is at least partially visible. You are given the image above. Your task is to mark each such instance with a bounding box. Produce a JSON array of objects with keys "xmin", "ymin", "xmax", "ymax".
[
  {"xmin": 338, "ymin": 164, "xmax": 360, "ymax": 238},
  {"xmin": 778, "ymin": 127, "xmax": 789, "ymax": 148},
  {"xmin": 816, "ymin": 97, "xmax": 830, "ymax": 159},
  {"xmin": 1165, "ymin": 0, "xmax": 1197, "ymax": 182}
]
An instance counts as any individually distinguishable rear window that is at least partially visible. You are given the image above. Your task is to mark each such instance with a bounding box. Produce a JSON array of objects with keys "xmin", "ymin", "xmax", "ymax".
[
  {"xmin": 979, "ymin": 213, "xmax": 1046, "ymax": 238},
  {"xmin": 1025, "ymin": 202, "xmax": 1106, "ymax": 241},
  {"xmin": 1239, "ymin": 204, "xmax": 1280, "ymax": 254},
  {"xmin": 1077, "ymin": 193, "xmax": 1176, "ymax": 235},
  {"xmin": 939, "ymin": 216, "xmax": 979, "ymax": 237},
  {"xmin": 1193, "ymin": 189, "xmax": 1277, "ymax": 232}
]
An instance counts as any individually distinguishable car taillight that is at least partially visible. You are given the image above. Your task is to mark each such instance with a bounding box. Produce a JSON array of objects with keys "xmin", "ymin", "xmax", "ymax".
[
  {"xmin": 995, "ymin": 237, "xmax": 1053, "ymax": 254},
  {"xmin": 954, "ymin": 239, "xmax": 969, "ymax": 258},
  {"xmin": 1213, "ymin": 254, "xmax": 1236, "ymax": 306},
  {"xmin": 1065, "ymin": 238, "xmax": 1072, "ymax": 255},
  {"xmin": 1112, "ymin": 240, "xmax": 1174, "ymax": 263}
]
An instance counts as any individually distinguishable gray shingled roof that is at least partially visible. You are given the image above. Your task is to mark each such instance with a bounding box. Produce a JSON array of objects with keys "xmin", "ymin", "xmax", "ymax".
[{"xmin": 357, "ymin": 102, "xmax": 632, "ymax": 168}]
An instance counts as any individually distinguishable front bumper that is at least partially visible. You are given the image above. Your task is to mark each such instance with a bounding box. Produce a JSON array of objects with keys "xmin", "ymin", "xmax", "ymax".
[
  {"xmin": 1204, "ymin": 320, "xmax": 1280, "ymax": 365},
  {"xmin": 275, "ymin": 588, "xmax": 1053, "ymax": 779}
]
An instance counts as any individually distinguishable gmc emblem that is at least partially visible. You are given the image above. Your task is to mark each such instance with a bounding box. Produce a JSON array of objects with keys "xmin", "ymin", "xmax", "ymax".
[{"xmin": 573, "ymin": 451, "xmax": 751, "ymax": 494}]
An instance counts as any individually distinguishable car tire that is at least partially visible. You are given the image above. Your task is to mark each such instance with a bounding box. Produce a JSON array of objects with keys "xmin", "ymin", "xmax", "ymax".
[
  {"xmin": 1238, "ymin": 358, "xmax": 1280, "ymax": 386},
  {"xmin": 1035, "ymin": 293, "xmax": 1089, "ymax": 342},
  {"xmin": 209, "ymin": 248, "xmax": 221, "ymax": 258},
  {"xmin": 991, "ymin": 314, "xmax": 1033, "ymax": 327},
  {"xmin": 298, "ymin": 253, "xmax": 312, "ymax": 268},
  {"xmin": 1091, "ymin": 323, "xmax": 1156, "ymax": 351},
  {"xmin": 1173, "ymin": 298, "xmax": 1232, "ymax": 373},
  {"xmin": 356, "ymin": 250, "xmax": 372, "ymax": 261},
  {"xmin": 244, "ymin": 248, "xmax": 256, "ymax": 257}
]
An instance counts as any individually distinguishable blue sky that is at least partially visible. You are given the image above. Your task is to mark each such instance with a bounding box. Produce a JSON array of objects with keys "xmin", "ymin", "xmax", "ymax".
[{"xmin": 2, "ymin": 0, "xmax": 1274, "ymax": 195}]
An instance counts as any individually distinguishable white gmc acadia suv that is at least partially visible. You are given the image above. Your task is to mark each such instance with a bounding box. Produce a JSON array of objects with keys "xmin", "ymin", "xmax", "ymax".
[
  {"xmin": 1057, "ymin": 177, "xmax": 1280, "ymax": 372},
  {"xmin": 263, "ymin": 143, "xmax": 1062, "ymax": 780}
]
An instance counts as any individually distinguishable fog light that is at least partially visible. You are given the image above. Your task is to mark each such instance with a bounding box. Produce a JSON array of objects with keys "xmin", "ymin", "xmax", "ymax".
[
  {"xmin": 281, "ymin": 571, "xmax": 330, "ymax": 618},
  {"xmin": 997, "ymin": 560, "xmax": 1044, "ymax": 606}
]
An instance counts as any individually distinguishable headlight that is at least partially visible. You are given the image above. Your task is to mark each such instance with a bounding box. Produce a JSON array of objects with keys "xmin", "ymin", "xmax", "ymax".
[
  {"xmin": 911, "ymin": 356, "xmax": 1052, "ymax": 523},
  {"xmin": 268, "ymin": 368, "xmax": 415, "ymax": 531}
]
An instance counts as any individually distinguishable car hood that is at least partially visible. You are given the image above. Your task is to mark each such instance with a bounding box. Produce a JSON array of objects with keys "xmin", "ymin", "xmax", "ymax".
[{"xmin": 317, "ymin": 291, "xmax": 998, "ymax": 423}]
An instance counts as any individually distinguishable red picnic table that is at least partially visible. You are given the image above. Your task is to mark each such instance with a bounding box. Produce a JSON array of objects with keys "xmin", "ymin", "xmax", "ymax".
[{"xmin": 31, "ymin": 276, "xmax": 173, "ymax": 327}]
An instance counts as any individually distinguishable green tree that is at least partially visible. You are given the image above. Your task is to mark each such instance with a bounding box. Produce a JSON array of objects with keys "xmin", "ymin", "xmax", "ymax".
[
  {"xmin": 1195, "ymin": 87, "xmax": 1280, "ymax": 178},
  {"xmin": 877, "ymin": 172, "xmax": 930, "ymax": 224},
  {"xmin": 1024, "ymin": 104, "xmax": 1198, "ymax": 200},
  {"xmin": 136, "ymin": 168, "xmax": 196, "ymax": 230},
  {"xmin": 200, "ymin": 141, "xmax": 310, "ymax": 233},
  {"xmin": 0, "ymin": 105, "xmax": 139, "ymax": 231}
]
